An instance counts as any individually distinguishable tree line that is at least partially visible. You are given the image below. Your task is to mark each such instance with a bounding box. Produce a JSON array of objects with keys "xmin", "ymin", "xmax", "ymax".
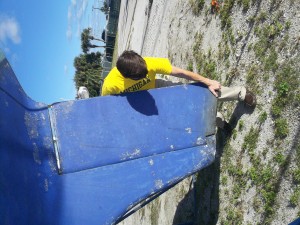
[{"xmin": 73, "ymin": 28, "xmax": 105, "ymax": 97}]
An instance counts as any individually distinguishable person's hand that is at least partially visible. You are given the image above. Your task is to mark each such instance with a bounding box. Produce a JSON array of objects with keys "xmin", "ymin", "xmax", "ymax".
[
  {"xmin": 207, "ymin": 79, "xmax": 221, "ymax": 97},
  {"xmin": 169, "ymin": 66, "xmax": 221, "ymax": 96}
]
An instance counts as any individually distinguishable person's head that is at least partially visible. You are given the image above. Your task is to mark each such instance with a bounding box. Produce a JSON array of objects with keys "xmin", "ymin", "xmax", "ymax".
[{"xmin": 116, "ymin": 50, "xmax": 148, "ymax": 80}]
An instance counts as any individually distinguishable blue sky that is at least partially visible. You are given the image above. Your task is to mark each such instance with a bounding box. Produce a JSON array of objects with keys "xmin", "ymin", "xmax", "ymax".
[{"xmin": 0, "ymin": 0, "xmax": 106, "ymax": 104}]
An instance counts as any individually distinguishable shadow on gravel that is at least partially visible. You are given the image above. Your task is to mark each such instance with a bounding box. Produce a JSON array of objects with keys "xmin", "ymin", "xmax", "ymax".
[
  {"xmin": 172, "ymin": 181, "xmax": 196, "ymax": 225},
  {"xmin": 172, "ymin": 102, "xmax": 255, "ymax": 225},
  {"xmin": 228, "ymin": 102, "xmax": 256, "ymax": 129},
  {"xmin": 172, "ymin": 130, "xmax": 225, "ymax": 225},
  {"xmin": 173, "ymin": 99, "xmax": 299, "ymax": 225}
]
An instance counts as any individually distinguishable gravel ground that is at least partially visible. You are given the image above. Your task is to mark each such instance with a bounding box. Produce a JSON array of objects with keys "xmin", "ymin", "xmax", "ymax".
[{"xmin": 117, "ymin": 0, "xmax": 300, "ymax": 224}]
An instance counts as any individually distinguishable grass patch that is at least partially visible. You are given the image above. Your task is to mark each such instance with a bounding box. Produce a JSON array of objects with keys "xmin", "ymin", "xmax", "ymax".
[
  {"xmin": 248, "ymin": 162, "xmax": 278, "ymax": 222},
  {"xmin": 290, "ymin": 187, "xmax": 300, "ymax": 207},
  {"xmin": 264, "ymin": 47, "xmax": 278, "ymax": 72},
  {"xmin": 243, "ymin": 127, "xmax": 260, "ymax": 168},
  {"xmin": 224, "ymin": 67, "xmax": 240, "ymax": 86},
  {"xmin": 218, "ymin": 42, "xmax": 231, "ymax": 61},
  {"xmin": 189, "ymin": 0, "xmax": 205, "ymax": 15},
  {"xmin": 187, "ymin": 60, "xmax": 193, "ymax": 71},
  {"xmin": 258, "ymin": 111, "xmax": 268, "ymax": 124},
  {"xmin": 257, "ymin": 11, "xmax": 267, "ymax": 22},
  {"xmin": 274, "ymin": 118, "xmax": 289, "ymax": 139},
  {"xmin": 238, "ymin": 120, "xmax": 244, "ymax": 131},
  {"xmin": 291, "ymin": 142, "xmax": 300, "ymax": 186},
  {"xmin": 246, "ymin": 65, "xmax": 261, "ymax": 93},
  {"xmin": 193, "ymin": 34, "xmax": 220, "ymax": 80},
  {"xmin": 219, "ymin": 0, "xmax": 235, "ymax": 29},
  {"xmin": 271, "ymin": 60, "xmax": 299, "ymax": 118},
  {"xmin": 221, "ymin": 143, "xmax": 234, "ymax": 169},
  {"xmin": 253, "ymin": 17, "xmax": 286, "ymax": 61},
  {"xmin": 237, "ymin": 0, "xmax": 251, "ymax": 11},
  {"xmin": 226, "ymin": 207, "xmax": 243, "ymax": 224},
  {"xmin": 232, "ymin": 129, "xmax": 237, "ymax": 140},
  {"xmin": 293, "ymin": 169, "xmax": 300, "ymax": 184},
  {"xmin": 274, "ymin": 151, "xmax": 286, "ymax": 167}
]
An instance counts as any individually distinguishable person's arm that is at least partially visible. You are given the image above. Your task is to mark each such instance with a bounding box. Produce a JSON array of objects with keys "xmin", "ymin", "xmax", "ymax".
[{"xmin": 170, "ymin": 66, "xmax": 221, "ymax": 97}]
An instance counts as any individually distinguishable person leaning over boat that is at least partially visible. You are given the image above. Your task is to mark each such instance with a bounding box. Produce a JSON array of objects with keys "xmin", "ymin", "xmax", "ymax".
[{"xmin": 101, "ymin": 50, "xmax": 256, "ymax": 130}]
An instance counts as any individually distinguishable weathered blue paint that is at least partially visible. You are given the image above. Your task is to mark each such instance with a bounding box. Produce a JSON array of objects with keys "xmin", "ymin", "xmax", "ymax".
[
  {"xmin": 0, "ymin": 49, "xmax": 217, "ymax": 225},
  {"xmin": 290, "ymin": 218, "xmax": 300, "ymax": 225}
]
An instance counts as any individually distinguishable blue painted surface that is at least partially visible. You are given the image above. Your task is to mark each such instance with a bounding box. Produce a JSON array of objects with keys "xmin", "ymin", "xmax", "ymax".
[
  {"xmin": 290, "ymin": 218, "xmax": 300, "ymax": 225},
  {"xmin": 0, "ymin": 49, "xmax": 217, "ymax": 225}
]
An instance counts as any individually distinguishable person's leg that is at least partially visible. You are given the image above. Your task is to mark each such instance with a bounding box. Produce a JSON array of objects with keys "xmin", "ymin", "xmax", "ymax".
[
  {"xmin": 218, "ymin": 86, "xmax": 257, "ymax": 106},
  {"xmin": 216, "ymin": 86, "xmax": 256, "ymax": 131},
  {"xmin": 218, "ymin": 86, "xmax": 246, "ymax": 102},
  {"xmin": 216, "ymin": 112, "xmax": 232, "ymax": 132},
  {"xmin": 216, "ymin": 112, "xmax": 225, "ymax": 128}
]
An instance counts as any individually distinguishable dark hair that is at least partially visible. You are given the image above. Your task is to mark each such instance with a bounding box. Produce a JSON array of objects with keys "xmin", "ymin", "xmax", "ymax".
[{"xmin": 116, "ymin": 50, "xmax": 148, "ymax": 80}]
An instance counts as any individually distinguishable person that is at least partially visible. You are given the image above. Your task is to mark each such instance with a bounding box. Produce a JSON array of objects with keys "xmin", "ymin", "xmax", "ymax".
[
  {"xmin": 211, "ymin": 0, "xmax": 220, "ymax": 13},
  {"xmin": 101, "ymin": 50, "xmax": 222, "ymax": 97},
  {"xmin": 101, "ymin": 50, "xmax": 256, "ymax": 130},
  {"xmin": 77, "ymin": 86, "xmax": 90, "ymax": 99}
]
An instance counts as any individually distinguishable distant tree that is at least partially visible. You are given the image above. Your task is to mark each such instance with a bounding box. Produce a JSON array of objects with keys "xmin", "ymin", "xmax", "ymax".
[
  {"xmin": 100, "ymin": 1, "xmax": 109, "ymax": 15},
  {"xmin": 90, "ymin": 35, "xmax": 106, "ymax": 43},
  {"xmin": 73, "ymin": 52, "xmax": 103, "ymax": 97},
  {"xmin": 81, "ymin": 28, "xmax": 105, "ymax": 53}
]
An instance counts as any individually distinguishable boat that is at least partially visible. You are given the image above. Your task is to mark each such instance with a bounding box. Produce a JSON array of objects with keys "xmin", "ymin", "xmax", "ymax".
[{"xmin": 0, "ymin": 49, "xmax": 217, "ymax": 225}]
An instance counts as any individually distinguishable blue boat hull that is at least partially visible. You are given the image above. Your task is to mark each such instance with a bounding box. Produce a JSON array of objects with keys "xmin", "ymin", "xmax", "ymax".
[{"xmin": 0, "ymin": 49, "xmax": 217, "ymax": 225}]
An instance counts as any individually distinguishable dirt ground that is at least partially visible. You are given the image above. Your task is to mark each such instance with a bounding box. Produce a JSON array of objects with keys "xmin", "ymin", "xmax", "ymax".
[{"xmin": 117, "ymin": 0, "xmax": 300, "ymax": 224}]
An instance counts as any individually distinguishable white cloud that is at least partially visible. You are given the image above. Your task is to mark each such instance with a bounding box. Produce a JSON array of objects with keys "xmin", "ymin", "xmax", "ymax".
[
  {"xmin": 67, "ymin": 5, "xmax": 73, "ymax": 40},
  {"xmin": 68, "ymin": 5, "xmax": 72, "ymax": 20},
  {"xmin": 66, "ymin": 0, "xmax": 89, "ymax": 41},
  {"xmin": 66, "ymin": 28, "xmax": 72, "ymax": 40},
  {"xmin": 77, "ymin": 0, "xmax": 88, "ymax": 20},
  {"xmin": 0, "ymin": 15, "xmax": 21, "ymax": 44},
  {"xmin": 64, "ymin": 64, "xmax": 69, "ymax": 75}
]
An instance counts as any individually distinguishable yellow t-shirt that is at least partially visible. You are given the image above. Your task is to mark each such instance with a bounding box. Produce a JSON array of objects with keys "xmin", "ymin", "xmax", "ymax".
[{"xmin": 101, "ymin": 57, "xmax": 172, "ymax": 96}]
